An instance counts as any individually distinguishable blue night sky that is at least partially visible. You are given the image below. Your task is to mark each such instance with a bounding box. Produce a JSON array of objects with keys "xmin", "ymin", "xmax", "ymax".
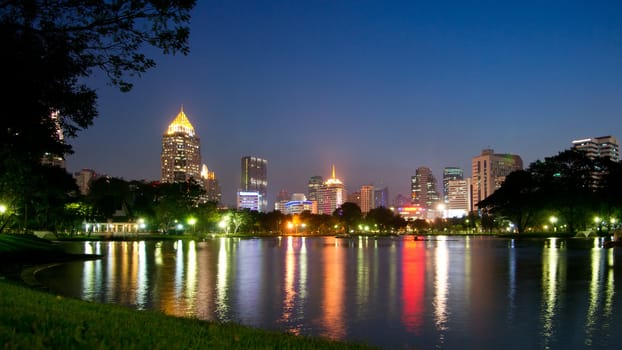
[{"xmin": 67, "ymin": 0, "xmax": 622, "ymax": 207}]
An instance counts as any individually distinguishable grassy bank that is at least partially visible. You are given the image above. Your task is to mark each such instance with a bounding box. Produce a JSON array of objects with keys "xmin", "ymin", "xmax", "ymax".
[
  {"xmin": 0, "ymin": 281, "xmax": 374, "ymax": 350},
  {"xmin": 0, "ymin": 235, "xmax": 375, "ymax": 349}
]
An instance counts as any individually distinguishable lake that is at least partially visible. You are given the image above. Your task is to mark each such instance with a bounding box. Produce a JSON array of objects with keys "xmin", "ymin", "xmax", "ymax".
[{"xmin": 36, "ymin": 236, "xmax": 622, "ymax": 349}]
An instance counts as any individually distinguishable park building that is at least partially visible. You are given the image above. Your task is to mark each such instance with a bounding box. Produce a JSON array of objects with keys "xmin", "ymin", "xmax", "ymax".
[{"xmin": 471, "ymin": 149, "xmax": 523, "ymax": 210}]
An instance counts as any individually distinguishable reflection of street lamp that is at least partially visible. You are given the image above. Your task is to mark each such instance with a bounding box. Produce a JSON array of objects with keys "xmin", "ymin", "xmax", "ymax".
[{"xmin": 549, "ymin": 216, "xmax": 558, "ymax": 232}]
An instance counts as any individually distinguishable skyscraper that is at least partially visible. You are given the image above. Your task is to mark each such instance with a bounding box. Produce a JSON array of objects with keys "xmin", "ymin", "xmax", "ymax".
[
  {"xmin": 572, "ymin": 136, "xmax": 619, "ymax": 162},
  {"xmin": 471, "ymin": 149, "xmax": 523, "ymax": 210},
  {"xmin": 442, "ymin": 167, "xmax": 464, "ymax": 203},
  {"xmin": 374, "ymin": 187, "xmax": 389, "ymax": 209},
  {"xmin": 200, "ymin": 164, "xmax": 221, "ymax": 203},
  {"xmin": 411, "ymin": 167, "xmax": 440, "ymax": 209},
  {"xmin": 241, "ymin": 156, "xmax": 268, "ymax": 212},
  {"xmin": 161, "ymin": 106, "xmax": 201, "ymax": 183},
  {"xmin": 360, "ymin": 185, "xmax": 374, "ymax": 213},
  {"xmin": 317, "ymin": 165, "xmax": 346, "ymax": 215},
  {"xmin": 446, "ymin": 178, "xmax": 471, "ymax": 217},
  {"xmin": 307, "ymin": 175, "xmax": 323, "ymax": 202}
]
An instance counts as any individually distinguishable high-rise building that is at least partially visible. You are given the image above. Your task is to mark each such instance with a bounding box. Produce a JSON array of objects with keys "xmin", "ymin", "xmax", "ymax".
[
  {"xmin": 446, "ymin": 178, "xmax": 471, "ymax": 217},
  {"xmin": 411, "ymin": 167, "xmax": 440, "ymax": 209},
  {"xmin": 572, "ymin": 136, "xmax": 619, "ymax": 162},
  {"xmin": 360, "ymin": 185, "xmax": 374, "ymax": 213},
  {"xmin": 161, "ymin": 106, "xmax": 201, "ymax": 183},
  {"xmin": 347, "ymin": 191, "xmax": 361, "ymax": 207},
  {"xmin": 200, "ymin": 164, "xmax": 221, "ymax": 203},
  {"xmin": 471, "ymin": 149, "xmax": 523, "ymax": 210},
  {"xmin": 317, "ymin": 165, "xmax": 346, "ymax": 215},
  {"xmin": 374, "ymin": 187, "xmax": 389, "ymax": 209},
  {"xmin": 307, "ymin": 176, "xmax": 323, "ymax": 202},
  {"xmin": 41, "ymin": 111, "xmax": 66, "ymax": 168},
  {"xmin": 442, "ymin": 167, "xmax": 464, "ymax": 203},
  {"xmin": 241, "ymin": 156, "xmax": 268, "ymax": 212},
  {"xmin": 74, "ymin": 169, "xmax": 98, "ymax": 195}
]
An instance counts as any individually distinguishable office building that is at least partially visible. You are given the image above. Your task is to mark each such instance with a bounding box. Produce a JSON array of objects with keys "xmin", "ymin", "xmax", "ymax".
[
  {"xmin": 237, "ymin": 191, "xmax": 261, "ymax": 211},
  {"xmin": 317, "ymin": 165, "xmax": 346, "ymax": 215},
  {"xmin": 471, "ymin": 149, "xmax": 523, "ymax": 210},
  {"xmin": 411, "ymin": 167, "xmax": 440, "ymax": 209},
  {"xmin": 200, "ymin": 164, "xmax": 221, "ymax": 203},
  {"xmin": 446, "ymin": 178, "xmax": 471, "ymax": 217},
  {"xmin": 307, "ymin": 176, "xmax": 323, "ymax": 202},
  {"xmin": 74, "ymin": 169, "xmax": 98, "ymax": 195},
  {"xmin": 374, "ymin": 187, "xmax": 389, "ymax": 209},
  {"xmin": 241, "ymin": 156, "xmax": 268, "ymax": 212},
  {"xmin": 443, "ymin": 167, "xmax": 464, "ymax": 203},
  {"xmin": 360, "ymin": 185, "xmax": 374, "ymax": 213},
  {"xmin": 161, "ymin": 106, "xmax": 201, "ymax": 183},
  {"xmin": 572, "ymin": 136, "xmax": 619, "ymax": 162}
]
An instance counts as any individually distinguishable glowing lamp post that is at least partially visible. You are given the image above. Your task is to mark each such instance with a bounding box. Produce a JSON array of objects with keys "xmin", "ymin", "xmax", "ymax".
[
  {"xmin": 549, "ymin": 216, "xmax": 558, "ymax": 232},
  {"xmin": 594, "ymin": 217, "xmax": 602, "ymax": 233},
  {"xmin": 188, "ymin": 217, "xmax": 197, "ymax": 234}
]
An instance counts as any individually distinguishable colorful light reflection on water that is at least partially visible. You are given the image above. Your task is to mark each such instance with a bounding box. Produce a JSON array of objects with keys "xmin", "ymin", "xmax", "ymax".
[{"xmin": 38, "ymin": 236, "xmax": 622, "ymax": 349}]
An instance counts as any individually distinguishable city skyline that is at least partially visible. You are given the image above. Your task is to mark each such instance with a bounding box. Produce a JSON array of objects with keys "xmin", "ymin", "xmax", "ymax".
[{"xmin": 65, "ymin": 1, "xmax": 622, "ymax": 206}]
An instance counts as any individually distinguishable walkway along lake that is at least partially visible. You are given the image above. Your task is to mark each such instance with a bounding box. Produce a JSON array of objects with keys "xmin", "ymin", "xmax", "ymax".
[{"xmin": 36, "ymin": 236, "xmax": 622, "ymax": 349}]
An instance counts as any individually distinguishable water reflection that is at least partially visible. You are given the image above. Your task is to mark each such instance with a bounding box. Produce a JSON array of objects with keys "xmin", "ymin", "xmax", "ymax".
[{"xmin": 38, "ymin": 236, "xmax": 622, "ymax": 350}]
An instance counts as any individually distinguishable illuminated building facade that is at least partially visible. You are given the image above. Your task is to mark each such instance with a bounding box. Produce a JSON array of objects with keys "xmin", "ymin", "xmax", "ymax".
[
  {"xmin": 360, "ymin": 185, "xmax": 374, "ymax": 213},
  {"xmin": 374, "ymin": 187, "xmax": 389, "ymax": 208},
  {"xmin": 317, "ymin": 165, "xmax": 346, "ymax": 215},
  {"xmin": 572, "ymin": 136, "xmax": 619, "ymax": 161},
  {"xmin": 241, "ymin": 156, "xmax": 268, "ymax": 212},
  {"xmin": 471, "ymin": 149, "xmax": 523, "ymax": 210},
  {"xmin": 41, "ymin": 111, "xmax": 66, "ymax": 168},
  {"xmin": 200, "ymin": 164, "xmax": 221, "ymax": 203},
  {"xmin": 442, "ymin": 167, "xmax": 464, "ymax": 203},
  {"xmin": 307, "ymin": 176, "xmax": 323, "ymax": 202},
  {"xmin": 237, "ymin": 191, "xmax": 261, "ymax": 211},
  {"xmin": 161, "ymin": 107, "xmax": 201, "ymax": 183},
  {"xmin": 411, "ymin": 167, "xmax": 440, "ymax": 209},
  {"xmin": 446, "ymin": 178, "xmax": 471, "ymax": 217}
]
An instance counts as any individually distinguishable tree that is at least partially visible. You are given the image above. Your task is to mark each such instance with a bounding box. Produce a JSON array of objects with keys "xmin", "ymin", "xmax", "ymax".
[
  {"xmin": 333, "ymin": 202, "xmax": 363, "ymax": 233},
  {"xmin": 366, "ymin": 207, "xmax": 398, "ymax": 232},
  {"xmin": 478, "ymin": 170, "xmax": 541, "ymax": 234},
  {"xmin": 1, "ymin": 1, "xmax": 196, "ymax": 229}
]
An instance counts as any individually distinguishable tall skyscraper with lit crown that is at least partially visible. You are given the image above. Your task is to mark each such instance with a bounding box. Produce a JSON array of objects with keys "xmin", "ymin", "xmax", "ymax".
[
  {"xmin": 161, "ymin": 106, "xmax": 201, "ymax": 183},
  {"xmin": 318, "ymin": 165, "xmax": 346, "ymax": 215}
]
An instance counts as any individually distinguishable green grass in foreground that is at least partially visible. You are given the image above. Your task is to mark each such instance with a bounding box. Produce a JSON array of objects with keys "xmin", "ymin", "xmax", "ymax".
[{"xmin": 0, "ymin": 280, "xmax": 376, "ymax": 350}]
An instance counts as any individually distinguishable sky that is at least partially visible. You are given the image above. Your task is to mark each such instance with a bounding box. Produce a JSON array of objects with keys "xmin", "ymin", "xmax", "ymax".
[{"xmin": 67, "ymin": 0, "xmax": 622, "ymax": 207}]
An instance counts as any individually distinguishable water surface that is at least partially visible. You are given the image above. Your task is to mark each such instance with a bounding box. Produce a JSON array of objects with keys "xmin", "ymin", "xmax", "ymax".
[{"xmin": 37, "ymin": 236, "xmax": 622, "ymax": 349}]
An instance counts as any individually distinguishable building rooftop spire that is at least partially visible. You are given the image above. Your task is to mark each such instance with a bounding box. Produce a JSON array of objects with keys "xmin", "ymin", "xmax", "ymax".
[{"xmin": 166, "ymin": 105, "xmax": 195, "ymax": 136}]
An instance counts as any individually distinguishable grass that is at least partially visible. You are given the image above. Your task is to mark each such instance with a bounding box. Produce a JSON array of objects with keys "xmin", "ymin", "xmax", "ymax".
[{"xmin": 0, "ymin": 234, "xmax": 376, "ymax": 350}]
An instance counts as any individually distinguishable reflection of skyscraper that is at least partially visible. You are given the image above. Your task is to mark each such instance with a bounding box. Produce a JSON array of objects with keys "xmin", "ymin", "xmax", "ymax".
[
  {"xmin": 411, "ymin": 167, "xmax": 439, "ymax": 209},
  {"xmin": 317, "ymin": 166, "xmax": 346, "ymax": 215},
  {"xmin": 241, "ymin": 156, "xmax": 268, "ymax": 212},
  {"xmin": 161, "ymin": 107, "xmax": 201, "ymax": 183}
]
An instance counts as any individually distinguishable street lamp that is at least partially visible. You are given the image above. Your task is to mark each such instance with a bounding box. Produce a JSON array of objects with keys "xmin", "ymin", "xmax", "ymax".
[
  {"xmin": 0, "ymin": 204, "xmax": 6, "ymax": 215},
  {"xmin": 594, "ymin": 216, "xmax": 602, "ymax": 234},
  {"xmin": 549, "ymin": 216, "xmax": 558, "ymax": 232},
  {"xmin": 188, "ymin": 217, "xmax": 197, "ymax": 234}
]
